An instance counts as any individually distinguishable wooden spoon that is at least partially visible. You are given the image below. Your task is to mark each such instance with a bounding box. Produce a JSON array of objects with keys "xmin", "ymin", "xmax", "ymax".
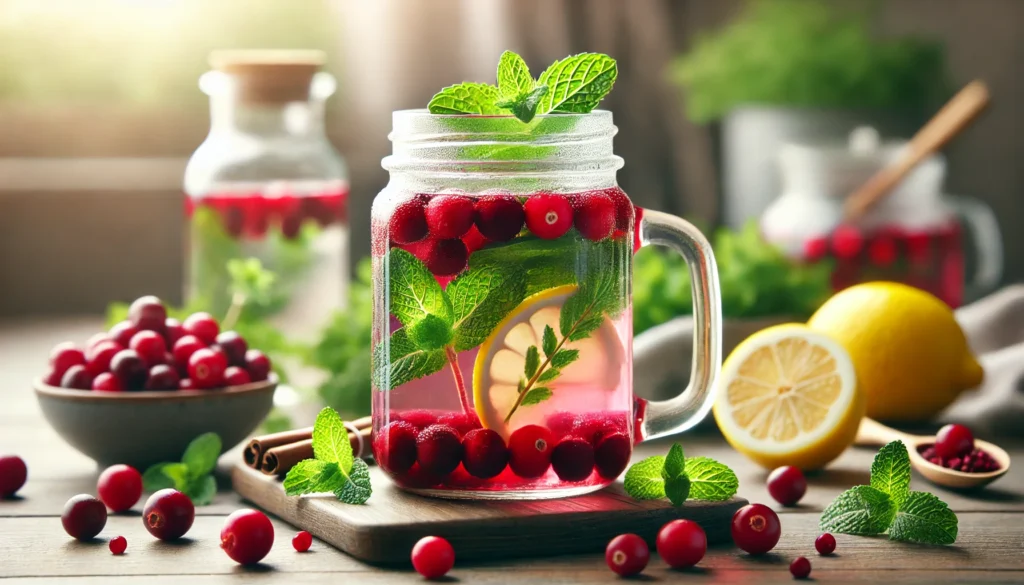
[{"xmin": 855, "ymin": 417, "xmax": 1009, "ymax": 489}]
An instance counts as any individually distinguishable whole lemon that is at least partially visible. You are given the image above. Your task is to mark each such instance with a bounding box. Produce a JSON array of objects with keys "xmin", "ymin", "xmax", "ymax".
[{"xmin": 807, "ymin": 282, "xmax": 983, "ymax": 422}]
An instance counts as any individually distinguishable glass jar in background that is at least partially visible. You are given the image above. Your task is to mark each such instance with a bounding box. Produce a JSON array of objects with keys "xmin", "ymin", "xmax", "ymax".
[
  {"xmin": 184, "ymin": 50, "xmax": 348, "ymax": 341},
  {"xmin": 761, "ymin": 128, "xmax": 1002, "ymax": 307}
]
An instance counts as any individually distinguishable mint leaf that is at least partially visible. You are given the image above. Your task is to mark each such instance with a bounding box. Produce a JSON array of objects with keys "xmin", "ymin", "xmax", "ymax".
[
  {"xmin": 336, "ymin": 458, "xmax": 373, "ymax": 505},
  {"xmin": 387, "ymin": 248, "xmax": 453, "ymax": 328},
  {"xmin": 684, "ymin": 457, "xmax": 739, "ymax": 501},
  {"xmin": 283, "ymin": 460, "xmax": 329, "ymax": 495},
  {"xmin": 428, "ymin": 82, "xmax": 503, "ymax": 115},
  {"xmin": 662, "ymin": 444, "xmax": 685, "ymax": 480},
  {"xmin": 469, "ymin": 235, "xmax": 578, "ymax": 294},
  {"xmin": 536, "ymin": 53, "xmax": 617, "ymax": 114},
  {"xmin": 182, "ymin": 432, "xmax": 221, "ymax": 479},
  {"xmin": 311, "ymin": 407, "xmax": 354, "ymax": 473},
  {"xmin": 665, "ymin": 476, "xmax": 691, "ymax": 507},
  {"xmin": 889, "ymin": 491, "xmax": 957, "ymax": 545},
  {"xmin": 623, "ymin": 455, "xmax": 666, "ymax": 500},
  {"xmin": 497, "ymin": 84, "xmax": 549, "ymax": 123},
  {"xmin": 520, "ymin": 387, "xmax": 552, "ymax": 406},
  {"xmin": 143, "ymin": 462, "xmax": 186, "ymax": 492},
  {"xmin": 448, "ymin": 264, "xmax": 527, "ymax": 351},
  {"xmin": 497, "ymin": 50, "xmax": 534, "ymax": 98},
  {"xmin": 820, "ymin": 485, "xmax": 895, "ymax": 535},
  {"xmin": 524, "ymin": 346, "xmax": 540, "ymax": 378},
  {"xmin": 870, "ymin": 440, "xmax": 911, "ymax": 509},
  {"xmin": 542, "ymin": 325, "xmax": 557, "ymax": 357},
  {"xmin": 406, "ymin": 314, "xmax": 454, "ymax": 351},
  {"xmin": 373, "ymin": 327, "xmax": 446, "ymax": 390},
  {"xmin": 537, "ymin": 368, "xmax": 561, "ymax": 383},
  {"xmin": 550, "ymin": 349, "xmax": 579, "ymax": 369},
  {"xmin": 187, "ymin": 475, "xmax": 217, "ymax": 506}
]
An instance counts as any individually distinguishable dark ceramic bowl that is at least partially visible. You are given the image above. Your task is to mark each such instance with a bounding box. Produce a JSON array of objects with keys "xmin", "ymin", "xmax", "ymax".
[{"xmin": 35, "ymin": 375, "xmax": 277, "ymax": 468}]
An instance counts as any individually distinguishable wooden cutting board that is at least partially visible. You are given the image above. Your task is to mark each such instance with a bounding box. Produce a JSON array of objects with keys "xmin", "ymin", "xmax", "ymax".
[{"xmin": 232, "ymin": 463, "xmax": 747, "ymax": 564}]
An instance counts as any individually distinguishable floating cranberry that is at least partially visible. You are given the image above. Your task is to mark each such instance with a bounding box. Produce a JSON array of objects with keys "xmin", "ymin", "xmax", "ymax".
[
  {"xmin": 815, "ymin": 532, "xmax": 836, "ymax": 555},
  {"xmin": 605, "ymin": 533, "xmax": 649, "ymax": 576},
  {"xmin": 544, "ymin": 412, "xmax": 579, "ymax": 438},
  {"xmin": 767, "ymin": 466, "xmax": 807, "ymax": 507},
  {"xmin": 425, "ymin": 195, "xmax": 475, "ymax": 239},
  {"xmin": 594, "ymin": 432, "xmax": 631, "ymax": 480},
  {"xmin": 0, "ymin": 455, "xmax": 27, "ymax": 497},
  {"xmin": 50, "ymin": 342, "xmax": 86, "ymax": 379},
  {"xmin": 803, "ymin": 236, "xmax": 829, "ymax": 261},
  {"xmin": 474, "ymin": 195, "xmax": 525, "ymax": 242},
  {"xmin": 374, "ymin": 421, "xmax": 419, "ymax": 475},
  {"xmin": 906, "ymin": 231, "xmax": 932, "ymax": 265},
  {"xmin": 572, "ymin": 191, "xmax": 616, "ymax": 241},
  {"xmin": 86, "ymin": 341, "xmax": 123, "ymax": 376},
  {"xmin": 507, "ymin": 425, "xmax": 554, "ymax": 478},
  {"xmin": 524, "ymin": 193, "xmax": 573, "ymax": 239},
  {"xmin": 462, "ymin": 224, "xmax": 491, "ymax": 253},
  {"xmin": 245, "ymin": 350, "xmax": 272, "ymax": 382},
  {"xmin": 62, "ymin": 494, "xmax": 107, "ymax": 540},
  {"xmin": 145, "ymin": 364, "xmax": 180, "ymax": 391},
  {"xmin": 389, "ymin": 197, "xmax": 429, "ymax": 244},
  {"xmin": 130, "ymin": 330, "xmax": 167, "ymax": 367},
  {"xmin": 172, "ymin": 335, "xmax": 206, "ymax": 368},
  {"xmin": 97, "ymin": 464, "xmax": 143, "ymax": 512},
  {"xmin": 831, "ymin": 225, "xmax": 863, "ymax": 259},
  {"xmin": 416, "ymin": 424, "xmax": 463, "ymax": 477},
  {"xmin": 419, "ymin": 238, "xmax": 469, "ymax": 276},
  {"xmin": 551, "ymin": 436, "xmax": 595, "ymax": 481},
  {"xmin": 188, "ymin": 348, "xmax": 228, "ymax": 389},
  {"xmin": 221, "ymin": 509, "xmax": 275, "ymax": 565},
  {"xmin": 224, "ymin": 366, "xmax": 252, "ymax": 387},
  {"xmin": 92, "ymin": 372, "xmax": 124, "ymax": 392},
  {"xmin": 109, "ymin": 535, "xmax": 127, "ymax": 555},
  {"xmin": 935, "ymin": 424, "xmax": 974, "ymax": 459},
  {"xmin": 572, "ymin": 411, "xmax": 628, "ymax": 445},
  {"xmin": 183, "ymin": 312, "xmax": 220, "ymax": 345},
  {"xmin": 109, "ymin": 321, "xmax": 139, "ymax": 348},
  {"xmin": 60, "ymin": 365, "xmax": 93, "ymax": 390},
  {"xmin": 436, "ymin": 411, "xmax": 482, "ymax": 438},
  {"xmin": 731, "ymin": 503, "xmax": 781, "ymax": 555},
  {"xmin": 605, "ymin": 187, "xmax": 634, "ymax": 232},
  {"xmin": 790, "ymin": 556, "xmax": 811, "ymax": 579},
  {"xmin": 867, "ymin": 236, "xmax": 897, "ymax": 266},
  {"xmin": 656, "ymin": 519, "xmax": 707, "ymax": 569},
  {"xmin": 396, "ymin": 409, "xmax": 440, "ymax": 431},
  {"xmin": 461, "ymin": 429, "xmax": 509, "ymax": 479},
  {"xmin": 215, "ymin": 331, "xmax": 248, "ymax": 366},
  {"xmin": 110, "ymin": 349, "xmax": 149, "ymax": 391},
  {"xmin": 411, "ymin": 536, "xmax": 455, "ymax": 579},
  {"xmin": 293, "ymin": 530, "xmax": 313, "ymax": 552},
  {"xmin": 143, "ymin": 489, "xmax": 194, "ymax": 541}
]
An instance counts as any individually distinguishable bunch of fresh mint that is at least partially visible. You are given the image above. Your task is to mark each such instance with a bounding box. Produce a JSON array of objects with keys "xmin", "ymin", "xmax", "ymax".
[
  {"xmin": 820, "ymin": 441, "xmax": 958, "ymax": 545},
  {"xmin": 624, "ymin": 444, "xmax": 739, "ymax": 506},
  {"xmin": 283, "ymin": 407, "xmax": 372, "ymax": 504},
  {"xmin": 428, "ymin": 51, "xmax": 617, "ymax": 123},
  {"xmin": 143, "ymin": 432, "xmax": 221, "ymax": 506}
]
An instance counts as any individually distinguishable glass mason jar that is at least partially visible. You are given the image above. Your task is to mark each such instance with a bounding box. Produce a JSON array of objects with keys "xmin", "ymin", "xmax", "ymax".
[
  {"xmin": 371, "ymin": 110, "xmax": 722, "ymax": 499},
  {"xmin": 184, "ymin": 51, "xmax": 349, "ymax": 341}
]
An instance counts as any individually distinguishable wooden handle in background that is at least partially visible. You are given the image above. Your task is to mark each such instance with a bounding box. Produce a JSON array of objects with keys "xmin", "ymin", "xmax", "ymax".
[{"xmin": 854, "ymin": 417, "xmax": 916, "ymax": 447}]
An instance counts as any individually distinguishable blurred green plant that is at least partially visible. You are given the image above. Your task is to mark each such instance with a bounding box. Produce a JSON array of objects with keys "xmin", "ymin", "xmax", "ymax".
[
  {"xmin": 670, "ymin": 0, "xmax": 947, "ymax": 123},
  {"xmin": 633, "ymin": 222, "xmax": 833, "ymax": 333}
]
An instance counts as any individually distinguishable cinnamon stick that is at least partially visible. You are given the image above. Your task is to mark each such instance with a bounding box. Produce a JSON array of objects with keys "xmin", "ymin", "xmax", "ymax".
[
  {"xmin": 260, "ymin": 427, "xmax": 373, "ymax": 476},
  {"xmin": 243, "ymin": 427, "xmax": 313, "ymax": 468}
]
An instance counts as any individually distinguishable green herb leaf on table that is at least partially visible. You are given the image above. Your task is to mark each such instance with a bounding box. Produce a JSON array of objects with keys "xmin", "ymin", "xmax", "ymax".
[
  {"xmin": 427, "ymin": 83, "xmax": 503, "ymax": 115},
  {"xmin": 623, "ymin": 444, "xmax": 738, "ymax": 507},
  {"xmin": 665, "ymin": 476, "xmax": 692, "ymax": 507},
  {"xmin": 888, "ymin": 491, "xmax": 958, "ymax": 545},
  {"xmin": 662, "ymin": 444, "xmax": 685, "ymax": 480},
  {"xmin": 141, "ymin": 433, "xmax": 222, "ymax": 506},
  {"xmin": 189, "ymin": 475, "xmax": 218, "ymax": 507},
  {"xmin": 335, "ymin": 458, "xmax": 373, "ymax": 505},
  {"xmin": 684, "ymin": 456, "xmax": 740, "ymax": 501},
  {"xmin": 283, "ymin": 407, "xmax": 372, "ymax": 505},
  {"xmin": 388, "ymin": 248, "xmax": 454, "ymax": 328},
  {"xmin": 661, "ymin": 444, "xmax": 689, "ymax": 506},
  {"xmin": 536, "ymin": 53, "xmax": 618, "ymax": 114},
  {"xmin": 181, "ymin": 432, "xmax": 222, "ymax": 479},
  {"xmin": 870, "ymin": 440, "xmax": 912, "ymax": 509},
  {"xmin": 142, "ymin": 462, "xmax": 187, "ymax": 493},
  {"xmin": 623, "ymin": 455, "xmax": 667, "ymax": 501},
  {"xmin": 312, "ymin": 407, "xmax": 354, "ymax": 472},
  {"xmin": 819, "ymin": 485, "xmax": 896, "ymax": 535},
  {"xmin": 283, "ymin": 460, "xmax": 329, "ymax": 496}
]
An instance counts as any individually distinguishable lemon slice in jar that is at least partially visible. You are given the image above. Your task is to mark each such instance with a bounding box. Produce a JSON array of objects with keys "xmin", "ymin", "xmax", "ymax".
[
  {"xmin": 473, "ymin": 285, "xmax": 624, "ymax": 440},
  {"xmin": 713, "ymin": 324, "xmax": 865, "ymax": 470}
]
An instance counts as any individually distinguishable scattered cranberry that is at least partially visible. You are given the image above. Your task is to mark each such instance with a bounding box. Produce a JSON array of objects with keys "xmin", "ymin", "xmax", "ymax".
[
  {"xmin": 831, "ymin": 225, "xmax": 863, "ymax": 259},
  {"xmin": 551, "ymin": 436, "xmax": 595, "ymax": 481},
  {"xmin": 130, "ymin": 330, "xmax": 167, "ymax": 366},
  {"xmin": 188, "ymin": 348, "xmax": 228, "ymax": 389},
  {"xmin": 224, "ymin": 366, "xmax": 252, "ymax": 387},
  {"xmin": 461, "ymin": 429, "xmax": 509, "ymax": 479},
  {"xmin": 731, "ymin": 504, "xmax": 781, "ymax": 555},
  {"xmin": 215, "ymin": 331, "xmax": 248, "ymax": 366},
  {"xmin": 129, "ymin": 295, "xmax": 167, "ymax": 333},
  {"xmin": 292, "ymin": 530, "xmax": 313, "ymax": 552},
  {"xmin": 110, "ymin": 349, "xmax": 149, "ymax": 391},
  {"xmin": 419, "ymin": 238, "xmax": 469, "ymax": 276},
  {"xmin": 183, "ymin": 312, "xmax": 220, "ymax": 345},
  {"xmin": 416, "ymin": 424, "xmax": 463, "ymax": 477},
  {"xmin": 790, "ymin": 556, "xmax": 811, "ymax": 579},
  {"xmin": 109, "ymin": 321, "xmax": 139, "ymax": 348},
  {"xmin": 143, "ymin": 489, "xmax": 195, "ymax": 541},
  {"xmin": 935, "ymin": 424, "xmax": 974, "ymax": 459},
  {"xmin": 374, "ymin": 421, "xmax": 419, "ymax": 474},
  {"xmin": 767, "ymin": 466, "xmax": 807, "ymax": 507},
  {"xmin": 164, "ymin": 318, "xmax": 186, "ymax": 347},
  {"xmin": 411, "ymin": 535, "xmax": 455, "ymax": 579},
  {"xmin": 62, "ymin": 494, "xmax": 107, "ymax": 540},
  {"xmin": 172, "ymin": 335, "xmax": 206, "ymax": 369},
  {"xmin": 507, "ymin": 425, "xmax": 555, "ymax": 478},
  {"xmin": 605, "ymin": 533, "xmax": 649, "ymax": 576},
  {"xmin": 109, "ymin": 535, "xmax": 127, "ymax": 555},
  {"xmin": 221, "ymin": 509, "xmax": 275, "ymax": 565},
  {"xmin": 524, "ymin": 194, "xmax": 573, "ymax": 240},
  {"xmin": 145, "ymin": 364, "xmax": 180, "ymax": 391},
  {"xmin": 918, "ymin": 444, "xmax": 1000, "ymax": 473},
  {"xmin": 61, "ymin": 365, "xmax": 94, "ymax": 390},
  {"xmin": 0, "ymin": 455, "xmax": 27, "ymax": 497},
  {"xmin": 572, "ymin": 191, "xmax": 616, "ymax": 241},
  {"xmin": 86, "ymin": 340, "xmax": 123, "ymax": 376},
  {"xmin": 390, "ymin": 197, "xmax": 430, "ymax": 244},
  {"xmin": 594, "ymin": 432, "xmax": 631, "ymax": 480},
  {"xmin": 657, "ymin": 519, "xmax": 707, "ymax": 569},
  {"xmin": 92, "ymin": 372, "xmax": 123, "ymax": 392},
  {"xmin": 425, "ymin": 195, "xmax": 475, "ymax": 239},
  {"xmin": 97, "ymin": 464, "xmax": 143, "ymax": 512},
  {"xmin": 474, "ymin": 195, "xmax": 525, "ymax": 241},
  {"xmin": 815, "ymin": 532, "xmax": 836, "ymax": 555},
  {"xmin": 604, "ymin": 187, "xmax": 634, "ymax": 231},
  {"xmin": 50, "ymin": 342, "xmax": 86, "ymax": 379},
  {"xmin": 245, "ymin": 350, "xmax": 272, "ymax": 382}
]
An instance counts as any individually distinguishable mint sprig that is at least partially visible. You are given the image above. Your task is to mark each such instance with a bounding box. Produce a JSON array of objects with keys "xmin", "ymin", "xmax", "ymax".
[
  {"xmin": 820, "ymin": 441, "xmax": 958, "ymax": 545},
  {"xmin": 283, "ymin": 407, "xmax": 372, "ymax": 505},
  {"xmin": 623, "ymin": 443, "xmax": 738, "ymax": 506},
  {"xmin": 142, "ymin": 432, "xmax": 222, "ymax": 506}
]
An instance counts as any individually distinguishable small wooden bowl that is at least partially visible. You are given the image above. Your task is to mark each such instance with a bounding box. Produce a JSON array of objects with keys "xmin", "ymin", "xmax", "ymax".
[{"xmin": 35, "ymin": 375, "xmax": 277, "ymax": 469}]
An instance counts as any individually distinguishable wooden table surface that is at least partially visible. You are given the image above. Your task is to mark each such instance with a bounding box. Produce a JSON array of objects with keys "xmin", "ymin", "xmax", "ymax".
[{"xmin": 2, "ymin": 318, "xmax": 1023, "ymax": 584}]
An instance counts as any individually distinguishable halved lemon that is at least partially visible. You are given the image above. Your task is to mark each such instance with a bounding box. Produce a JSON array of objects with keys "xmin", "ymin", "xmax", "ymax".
[
  {"xmin": 713, "ymin": 324, "xmax": 864, "ymax": 470},
  {"xmin": 473, "ymin": 285, "xmax": 624, "ymax": 440}
]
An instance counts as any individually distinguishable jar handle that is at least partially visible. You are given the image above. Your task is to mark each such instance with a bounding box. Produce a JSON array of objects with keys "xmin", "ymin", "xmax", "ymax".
[
  {"xmin": 635, "ymin": 209, "xmax": 722, "ymax": 441},
  {"xmin": 944, "ymin": 195, "xmax": 1003, "ymax": 301}
]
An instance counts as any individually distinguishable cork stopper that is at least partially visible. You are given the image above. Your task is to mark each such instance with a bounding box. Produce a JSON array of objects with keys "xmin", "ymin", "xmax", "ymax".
[{"xmin": 209, "ymin": 50, "xmax": 326, "ymax": 103}]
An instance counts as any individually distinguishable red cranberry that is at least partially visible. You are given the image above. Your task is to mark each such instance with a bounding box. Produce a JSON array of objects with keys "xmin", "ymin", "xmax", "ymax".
[
  {"xmin": 815, "ymin": 532, "xmax": 836, "ymax": 555},
  {"xmin": 605, "ymin": 533, "xmax": 649, "ymax": 576},
  {"xmin": 92, "ymin": 372, "xmax": 124, "ymax": 392},
  {"xmin": 373, "ymin": 421, "xmax": 419, "ymax": 474},
  {"xmin": 657, "ymin": 519, "xmax": 707, "ymax": 569},
  {"xmin": 0, "ymin": 455, "xmax": 27, "ymax": 497},
  {"xmin": 85, "ymin": 332, "xmax": 112, "ymax": 354},
  {"xmin": 462, "ymin": 224, "xmax": 491, "ymax": 253},
  {"xmin": 803, "ymin": 236, "xmax": 829, "ymax": 261},
  {"xmin": 61, "ymin": 365, "xmax": 94, "ymax": 390},
  {"xmin": 245, "ymin": 350, "xmax": 272, "ymax": 382},
  {"xmin": 109, "ymin": 321, "xmax": 139, "ymax": 348},
  {"xmin": 50, "ymin": 342, "xmax": 86, "ymax": 379},
  {"xmin": 545, "ymin": 412, "xmax": 579, "ymax": 438},
  {"xmin": 179, "ymin": 378, "xmax": 196, "ymax": 391},
  {"xmin": 109, "ymin": 535, "xmax": 127, "ymax": 555},
  {"xmin": 572, "ymin": 191, "xmax": 616, "ymax": 241},
  {"xmin": 425, "ymin": 194, "xmax": 475, "ymax": 239},
  {"xmin": 868, "ymin": 236, "xmax": 897, "ymax": 266},
  {"xmin": 831, "ymin": 225, "xmax": 863, "ymax": 259},
  {"xmin": 790, "ymin": 556, "xmax": 811, "ymax": 579},
  {"xmin": 461, "ymin": 428, "xmax": 509, "ymax": 479},
  {"xmin": 281, "ymin": 213, "xmax": 304, "ymax": 240},
  {"xmin": 221, "ymin": 509, "xmax": 275, "ymax": 565},
  {"xmin": 436, "ymin": 411, "xmax": 482, "ymax": 438},
  {"xmin": 224, "ymin": 366, "xmax": 252, "ymax": 387},
  {"xmin": 474, "ymin": 195, "xmax": 525, "ymax": 241},
  {"xmin": 130, "ymin": 330, "xmax": 167, "ymax": 366},
  {"xmin": 418, "ymin": 238, "xmax": 469, "ymax": 276},
  {"xmin": 507, "ymin": 425, "xmax": 554, "ymax": 478},
  {"xmin": 172, "ymin": 335, "xmax": 206, "ymax": 368},
  {"xmin": 524, "ymin": 193, "xmax": 573, "ymax": 239},
  {"xmin": 188, "ymin": 348, "xmax": 228, "ymax": 389},
  {"xmin": 935, "ymin": 424, "xmax": 974, "ymax": 459},
  {"xmin": 145, "ymin": 364, "xmax": 180, "ymax": 391},
  {"xmin": 128, "ymin": 295, "xmax": 167, "ymax": 333},
  {"xmin": 396, "ymin": 409, "xmax": 440, "ymax": 430},
  {"xmin": 97, "ymin": 464, "xmax": 143, "ymax": 512},
  {"xmin": 86, "ymin": 341, "xmax": 123, "ymax": 376},
  {"xmin": 292, "ymin": 530, "xmax": 313, "ymax": 552},
  {"xmin": 143, "ymin": 489, "xmax": 195, "ymax": 541},
  {"xmin": 110, "ymin": 349, "xmax": 148, "ymax": 391},
  {"xmin": 164, "ymin": 318, "xmax": 186, "ymax": 347},
  {"xmin": 62, "ymin": 494, "xmax": 107, "ymax": 540},
  {"xmin": 416, "ymin": 424, "xmax": 463, "ymax": 477},
  {"xmin": 605, "ymin": 187, "xmax": 634, "ymax": 232},
  {"xmin": 43, "ymin": 367, "xmax": 62, "ymax": 386},
  {"xmin": 767, "ymin": 466, "xmax": 807, "ymax": 507},
  {"xmin": 551, "ymin": 436, "xmax": 595, "ymax": 481},
  {"xmin": 411, "ymin": 535, "xmax": 455, "ymax": 579},
  {"xmin": 594, "ymin": 432, "xmax": 632, "ymax": 480},
  {"xmin": 389, "ymin": 197, "xmax": 430, "ymax": 244},
  {"xmin": 731, "ymin": 503, "xmax": 781, "ymax": 555},
  {"xmin": 215, "ymin": 331, "xmax": 248, "ymax": 366},
  {"xmin": 572, "ymin": 411, "xmax": 628, "ymax": 445},
  {"xmin": 183, "ymin": 312, "xmax": 220, "ymax": 345}
]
